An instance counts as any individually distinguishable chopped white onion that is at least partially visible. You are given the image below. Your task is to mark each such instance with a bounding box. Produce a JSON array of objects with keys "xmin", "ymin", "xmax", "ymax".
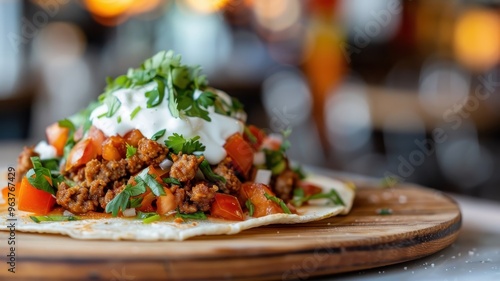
[
  {"xmin": 122, "ymin": 208, "xmax": 136, "ymax": 217},
  {"xmin": 254, "ymin": 169, "xmax": 272, "ymax": 185},
  {"xmin": 34, "ymin": 141, "xmax": 57, "ymax": 160},
  {"xmin": 63, "ymin": 210, "xmax": 74, "ymax": 217},
  {"xmin": 253, "ymin": 151, "xmax": 265, "ymax": 166},
  {"xmin": 159, "ymin": 159, "xmax": 173, "ymax": 170}
]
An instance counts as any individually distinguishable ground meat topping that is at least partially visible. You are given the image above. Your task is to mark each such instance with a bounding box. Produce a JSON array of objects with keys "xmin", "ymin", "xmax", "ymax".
[
  {"xmin": 274, "ymin": 169, "xmax": 298, "ymax": 201},
  {"xmin": 56, "ymin": 182, "xmax": 96, "ymax": 214},
  {"xmin": 170, "ymin": 154, "xmax": 203, "ymax": 183},
  {"xmin": 189, "ymin": 181, "xmax": 218, "ymax": 212},
  {"xmin": 55, "ymin": 136, "xmax": 170, "ymax": 213},
  {"xmin": 16, "ymin": 146, "xmax": 39, "ymax": 182},
  {"xmin": 171, "ymin": 181, "xmax": 218, "ymax": 213},
  {"xmin": 213, "ymin": 157, "xmax": 241, "ymax": 194}
]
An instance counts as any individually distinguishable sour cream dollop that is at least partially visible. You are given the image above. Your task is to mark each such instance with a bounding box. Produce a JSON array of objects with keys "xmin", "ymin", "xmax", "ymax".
[{"xmin": 90, "ymin": 83, "xmax": 243, "ymax": 164}]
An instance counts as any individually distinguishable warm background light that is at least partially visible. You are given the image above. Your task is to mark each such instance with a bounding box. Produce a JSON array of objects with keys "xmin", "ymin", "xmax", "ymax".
[
  {"xmin": 454, "ymin": 9, "xmax": 500, "ymax": 71},
  {"xmin": 252, "ymin": 0, "xmax": 301, "ymax": 32},
  {"xmin": 83, "ymin": 0, "xmax": 162, "ymax": 25},
  {"xmin": 181, "ymin": 0, "xmax": 231, "ymax": 14}
]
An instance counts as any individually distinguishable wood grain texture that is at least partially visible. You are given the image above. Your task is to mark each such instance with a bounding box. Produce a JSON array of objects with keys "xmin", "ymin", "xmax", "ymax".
[{"xmin": 0, "ymin": 184, "xmax": 461, "ymax": 280}]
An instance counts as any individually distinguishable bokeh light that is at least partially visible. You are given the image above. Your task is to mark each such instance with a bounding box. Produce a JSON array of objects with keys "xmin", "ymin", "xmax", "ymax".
[
  {"xmin": 252, "ymin": 0, "xmax": 301, "ymax": 33},
  {"xmin": 83, "ymin": 0, "xmax": 162, "ymax": 25},
  {"xmin": 454, "ymin": 9, "xmax": 500, "ymax": 71},
  {"xmin": 181, "ymin": 0, "xmax": 231, "ymax": 14}
]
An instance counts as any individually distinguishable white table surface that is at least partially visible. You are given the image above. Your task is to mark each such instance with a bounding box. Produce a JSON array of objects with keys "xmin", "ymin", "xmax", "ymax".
[{"xmin": 1, "ymin": 141, "xmax": 499, "ymax": 281}]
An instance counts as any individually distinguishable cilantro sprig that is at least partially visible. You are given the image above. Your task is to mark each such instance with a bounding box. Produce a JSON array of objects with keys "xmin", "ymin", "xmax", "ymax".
[
  {"xmin": 126, "ymin": 143, "xmax": 137, "ymax": 158},
  {"xmin": 165, "ymin": 133, "xmax": 206, "ymax": 154},
  {"xmin": 26, "ymin": 157, "xmax": 63, "ymax": 195}
]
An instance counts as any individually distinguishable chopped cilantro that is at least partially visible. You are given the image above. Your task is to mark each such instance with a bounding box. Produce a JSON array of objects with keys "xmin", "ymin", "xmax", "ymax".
[
  {"xmin": 150, "ymin": 129, "xmax": 166, "ymax": 141},
  {"xmin": 126, "ymin": 143, "xmax": 137, "ymax": 158},
  {"xmin": 165, "ymin": 133, "xmax": 206, "ymax": 154},
  {"xmin": 58, "ymin": 118, "xmax": 75, "ymax": 132},
  {"xmin": 105, "ymin": 180, "xmax": 147, "ymax": 217},
  {"xmin": 136, "ymin": 167, "xmax": 166, "ymax": 196},
  {"xmin": 26, "ymin": 157, "xmax": 58, "ymax": 195},
  {"xmin": 199, "ymin": 159, "xmax": 226, "ymax": 183},
  {"xmin": 136, "ymin": 211, "xmax": 160, "ymax": 223},
  {"xmin": 163, "ymin": 177, "xmax": 181, "ymax": 186},
  {"xmin": 175, "ymin": 210, "xmax": 207, "ymax": 220}
]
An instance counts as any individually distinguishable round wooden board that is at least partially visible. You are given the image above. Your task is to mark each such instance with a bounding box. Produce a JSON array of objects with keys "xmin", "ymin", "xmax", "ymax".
[{"xmin": 0, "ymin": 184, "xmax": 461, "ymax": 280}]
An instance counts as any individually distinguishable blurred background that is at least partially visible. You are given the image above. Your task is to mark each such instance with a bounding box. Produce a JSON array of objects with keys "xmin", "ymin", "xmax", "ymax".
[{"xmin": 1, "ymin": 0, "xmax": 499, "ymax": 200}]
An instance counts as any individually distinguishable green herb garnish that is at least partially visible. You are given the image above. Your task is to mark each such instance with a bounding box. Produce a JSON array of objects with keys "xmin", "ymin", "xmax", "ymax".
[
  {"xmin": 105, "ymin": 180, "xmax": 147, "ymax": 217},
  {"xmin": 143, "ymin": 214, "xmax": 161, "ymax": 224},
  {"xmin": 292, "ymin": 188, "xmax": 345, "ymax": 207},
  {"xmin": 175, "ymin": 210, "xmax": 207, "ymax": 220},
  {"xmin": 377, "ymin": 208, "xmax": 393, "ymax": 215},
  {"xmin": 163, "ymin": 177, "xmax": 181, "ymax": 186},
  {"xmin": 30, "ymin": 215, "xmax": 78, "ymax": 223},
  {"xmin": 136, "ymin": 167, "xmax": 166, "ymax": 196},
  {"xmin": 245, "ymin": 199, "xmax": 255, "ymax": 217},
  {"xmin": 26, "ymin": 157, "xmax": 58, "ymax": 195},
  {"xmin": 199, "ymin": 159, "xmax": 226, "ymax": 183},
  {"xmin": 165, "ymin": 133, "xmax": 206, "ymax": 154},
  {"xmin": 130, "ymin": 105, "xmax": 141, "ymax": 120},
  {"xmin": 150, "ymin": 129, "xmax": 166, "ymax": 141},
  {"xmin": 292, "ymin": 165, "xmax": 306, "ymax": 180},
  {"xmin": 264, "ymin": 193, "xmax": 291, "ymax": 214},
  {"xmin": 126, "ymin": 143, "xmax": 137, "ymax": 158},
  {"xmin": 99, "ymin": 50, "xmax": 244, "ymax": 122}
]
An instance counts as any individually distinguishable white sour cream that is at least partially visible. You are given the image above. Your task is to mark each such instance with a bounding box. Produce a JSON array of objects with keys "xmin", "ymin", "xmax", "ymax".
[{"xmin": 89, "ymin": 83, "xmax": 243, "ymax": 164}]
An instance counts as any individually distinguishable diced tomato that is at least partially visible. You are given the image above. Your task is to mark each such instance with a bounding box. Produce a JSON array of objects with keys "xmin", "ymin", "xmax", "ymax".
[
  {"xmin": 211, "ymin": 193, "xmax": 244, "ymax": 221},
  {"xmin": 137, "ymin": 191, "xmax": 156, "ymax": 212},
  {"xmin": 156, "ymin": 187, "xmax": 177, "ymax": 215},
  {"xmin": 261, "ymin": 136, "xmax": 282, "ymax": 151},
  {"xmin": 224, "ymin": 133, "xmax": 254, "ymax": 177},
  {"xmin": 245, "ymin": 125, "xmax": 266, "ymax": 150},
  {"xmin": 45, "ymin": 122, "xmax": 69, "ymax": 156},
  {"xmin": 102, "ymin": 136, "xmax": 126, "ymax": 161},
  {"xmin": 18, "ymin": 177, "xmax": 56, "ymax": 215},
  {"xmin": 240, "ymin": 182, "xmax": 283, "ymax": 217},
  {"xmin": 65, "ymin": 139, "xmax": 98, "ymax": 171},
  {"xmin": 148, "ymin": 165, "xmax": 168, "ymax": 180},
  {"xmin": 88, "ymin": 126, "xmax": 106, "ymax": 155},
  {"xmin": 298, "ymin": 182, "xmax": 322, "ymax": 197},
  {"xmin": 124, "ymin": 129, "xmax": 144, "ymax": 147}
]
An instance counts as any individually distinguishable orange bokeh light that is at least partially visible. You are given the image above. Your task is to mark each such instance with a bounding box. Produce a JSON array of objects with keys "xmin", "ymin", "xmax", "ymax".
[
  {"xmin": 181, "ymin": 0, "xmax": 232, "ymax": 14},
  {"xmin": 83, "ymin": 0, "xmax": 162, "ymax": 25},
  {"xmin": 454, "ymin": 9, "xmax": 500, "ymax": 71}
]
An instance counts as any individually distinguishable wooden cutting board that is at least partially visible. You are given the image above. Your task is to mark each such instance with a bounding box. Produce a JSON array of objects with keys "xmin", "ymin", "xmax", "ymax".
[{"xmin": 0, "ymin": 183, "xmax": 461, "ymax": 280}]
